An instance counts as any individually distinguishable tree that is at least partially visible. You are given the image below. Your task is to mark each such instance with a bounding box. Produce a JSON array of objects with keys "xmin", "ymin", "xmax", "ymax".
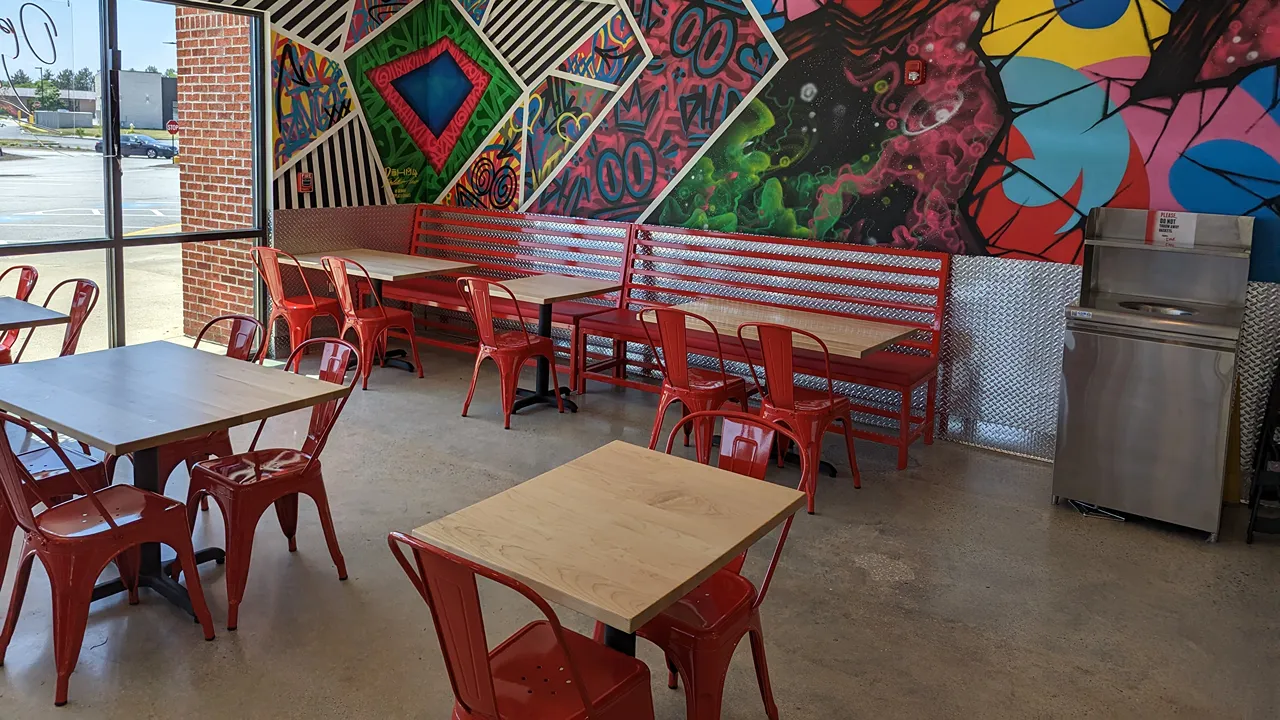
[
  {"xmin": 54, "ymin": 69, "xmax": 75, "ymax": 90},
  {"xmin": 33, "ymin": 71, "xmax": 62, "ymax": 111},
  {"xmin": 73, "ymin": 68, "xmax": 95, "ymax": 91},
  {"xmin": 8, "ymin": 69, "xmax": 32, "ymax": 87},
  {"xmin": 144, "ymin": 65, "xmax": 159, "ymax": 74},
  {"xmin": 164, "ymin": 68, "xmax": 177, "ymax": 78}
]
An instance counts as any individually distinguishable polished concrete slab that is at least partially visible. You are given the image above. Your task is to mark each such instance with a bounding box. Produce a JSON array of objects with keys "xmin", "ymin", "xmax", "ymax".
[{"xmin": 0, "ymin": 349, "xmax": 1277, "ymax": 719}]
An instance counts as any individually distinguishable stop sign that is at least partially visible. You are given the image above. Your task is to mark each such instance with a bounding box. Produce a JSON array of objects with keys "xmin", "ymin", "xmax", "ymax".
[{"xmin": 166, "ymin": 120, "xmax": 180, "ymax": 135}]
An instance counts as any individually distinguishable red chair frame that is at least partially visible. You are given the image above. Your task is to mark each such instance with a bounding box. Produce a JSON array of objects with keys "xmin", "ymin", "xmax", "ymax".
[
  {"xmin": 457, "ymin": 277, "xmax": 564, "ymax": 428},
  {"xmin": 0, "ymin": 412, "xmax": 214, "ymax": 707},
  {"xmin": 0, "ymin": 265, "xmax": 38, "ymax": 356},
  {"xmin": 738, "ymin": 322, "xmax": 860, "ymax": 514},
  {"xmin": 253, "ymin": 246, "xmax": 341, "ymax": 354},
  {"xmin": 6, "ymin": 278, "xmax": 99, "ymax": 364},
  {"xmin": 389, "ymin": 531, "xmax": 654, "ymax": 720},
  {"xmin": 323, "ymin": 255, "xmax": 423, "ymax": 390},
  {"xmin": 640, "ymin": 307, "xmax": 749, "ymax": 462},
  {"xmin": 182, "ymin": 338, "xmax": 358, "ymax": 629}
]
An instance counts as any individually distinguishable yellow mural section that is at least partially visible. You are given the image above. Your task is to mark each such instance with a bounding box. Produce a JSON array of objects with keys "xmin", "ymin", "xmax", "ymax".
[{"xmin": 981, "ymin": 0, "xmax": 1173, "ymax": 68}]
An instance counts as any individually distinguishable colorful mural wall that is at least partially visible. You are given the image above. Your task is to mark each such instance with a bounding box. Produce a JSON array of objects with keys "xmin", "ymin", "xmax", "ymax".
[{"xmin": 225, "ymin": 0, "xmax": 1280, "ymax": 280}]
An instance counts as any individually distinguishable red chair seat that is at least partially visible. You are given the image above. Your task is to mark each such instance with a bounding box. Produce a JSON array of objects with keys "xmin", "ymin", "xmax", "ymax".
[
  {"xmin": 490, "ymin": 620, "xmax": 651, "ymax": 719},
  {"xmin": 787, "ymin": 387, "xmax": 853, "ymax": 413},
  {"xmin": 17, "ymin": 444, "xmax": 101, "ymax": 483},
  {"xmin": 351, "ymin": 305, "xmax": 415, "ymax": 323},
  {"xmin": 686, "ymin": 367, "xmax": 746, "ymax": 392},
  {"xmin": 490, "ymin": 331, "xmax": 554, "ymax": 351},
  {"xmin": 36, "ymin": 485, "xmax": 180, "ymax": 539},
  {"xmin": 278, "ymin": 295, "xmax": 340, "ymax": 313},
  {"xmin": 830, "ymin": 351, "xmax": 937, "ymax": 385},
  {"xmin": 646, "ymin": 570, "xmax": 755, "ymax": 634},
  {"xmin": 193, "ymin": 449, "xmax": 313, "ymax": 486},
  {"xmin": 579, "ymin": 308, "xmax": 645, "ymax": 334}
]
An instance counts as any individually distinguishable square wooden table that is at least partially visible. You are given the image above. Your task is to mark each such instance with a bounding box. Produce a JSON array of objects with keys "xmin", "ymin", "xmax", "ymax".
[
  {"xmin": 493, "ymin": 275, "xmax": 620, "ymax": 413},
  {"xmin": 413, "ymin": 440, "xmax": 805, "ymax": 655},
  {"xmin": 291, "ymin": 248, "xmax": 478, "ymax": 282},
  {"xmin": 0, "ymin": 341, "xmax": 351, "ymax": 614},
  {"xmin": 294, "ymin": 248, "xmax": 480, "ymax": 372},
  {"xmin": 667, "ymin": 298, "xmax": 916, "ymax": 360},
  {"xmin": 0, "ymin": 296, "xmax": 68, "ymax": 333}
]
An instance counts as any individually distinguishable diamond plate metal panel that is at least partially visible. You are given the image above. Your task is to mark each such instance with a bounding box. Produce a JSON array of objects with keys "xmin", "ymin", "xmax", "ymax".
[
  {"xmin": 1237, "ymin": 281, "xmax": 1280, "ymax": 496},
  {"xmin": 938, "ymin": 256, "xmax": 1081, "ymax": 461}
]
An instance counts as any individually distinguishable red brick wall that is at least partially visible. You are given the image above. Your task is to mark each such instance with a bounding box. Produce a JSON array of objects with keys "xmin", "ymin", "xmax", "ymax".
[{"xmin": 176, "ymin": 7, "xmax": 254, "ymax": 341}]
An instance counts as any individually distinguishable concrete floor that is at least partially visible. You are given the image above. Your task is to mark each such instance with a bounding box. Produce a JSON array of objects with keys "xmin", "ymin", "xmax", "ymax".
[{"xmin": 0, "ymin": 349, "xmax": 1277, "ymax": 719}]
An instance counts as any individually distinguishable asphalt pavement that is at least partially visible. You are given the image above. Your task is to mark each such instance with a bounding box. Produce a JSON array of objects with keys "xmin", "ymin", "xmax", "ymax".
[{"xmin": 0, "ymin": 146, "xmax": 180, "ymax": 244}]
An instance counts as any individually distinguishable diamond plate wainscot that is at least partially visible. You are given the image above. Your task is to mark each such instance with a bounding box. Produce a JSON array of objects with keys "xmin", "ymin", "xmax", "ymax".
[
  {"xmin": 1237, "ymin": 281, "xmax": 1280, "ymax": 500},
  {"xmin": 938, "ymin": 255, "xmax": 1082, "ymax": 461}
]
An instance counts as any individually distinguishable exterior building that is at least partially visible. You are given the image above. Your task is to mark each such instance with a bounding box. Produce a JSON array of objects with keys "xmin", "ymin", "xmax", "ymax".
[{"xmin": 95, "ymin": 70, "xmax": 178, "ymax": 130}]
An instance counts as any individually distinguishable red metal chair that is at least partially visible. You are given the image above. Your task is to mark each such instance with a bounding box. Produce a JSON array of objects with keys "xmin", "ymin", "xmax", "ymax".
[
  {"xmin": 0, "ymin": 412, "xmax": 215, "ymax": 707},
  {"xmin": 641, "ymin": 307, "xmax": 750, "ymax": 463},
  {"xmin": 2, "ymin": 278, "xmax": 99, "ymax": 365},
  {"xmin": 457, "ymin": 277, "xmax": 564, "ymax": 428},
  {"xmin": 0, "ymin": 429, "xmax": 112, "ymax": 604},
  {"xmin": 388, "ymin": 531, "xmax": 654, "ymax": 720},
  {"xmin": 738, "ymin": 322, "xmax": 859, "ymax": 514},
  {"xmin": 594, "ymin": 410, "xmax": 806, "ymax": 720},
  {"xmin": 105, "ymin": 314, "xmax": 265, "ymax": 510},
  {"xmin": 0, "ymin": 265, "xmax": 38, "ymax": 359},
  {"xmin": 179, "ymin": 338, "xmax": 357, "ymax": 630},
  {"xmin": 322, "ymin": 256, "xmax": 423, "ymax": 390},
  {"xmin": 253, "ymin": 246, "xmax": 341, "ymax": 354}
]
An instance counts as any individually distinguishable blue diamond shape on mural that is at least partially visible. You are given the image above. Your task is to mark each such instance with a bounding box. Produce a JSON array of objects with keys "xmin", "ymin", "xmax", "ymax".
[{"xmin": 390, "ymin": 52, "xmax": 475, "ymax": 138}]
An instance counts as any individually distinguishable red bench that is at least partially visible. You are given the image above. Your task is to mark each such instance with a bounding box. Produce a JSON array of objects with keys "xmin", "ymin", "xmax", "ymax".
[
  {"xmin": 573, "ymin": 225, "xmax": 950, "ymax": 469},
  {"xmin": 380, "ymin": 206, "xmax": 629, "ymax": 388}
]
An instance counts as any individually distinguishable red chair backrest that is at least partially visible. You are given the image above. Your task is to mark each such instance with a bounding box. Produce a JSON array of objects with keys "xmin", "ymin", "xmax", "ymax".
[
  {"xmin": 387, "ymin": 531, "xmax": 596, "ymax": 719},
  {"xmin": 639, "ymin": 307, "xmax": 731, "ymax": 391},
  {"xmin": 322, "ymin": 256, "xmax": 384, "ymax": 321},
  {"xmin": 251, "ymin": 246, "xmax": 289, "ymax": 307},
  {"xmin": 286, "ymin": 338, "xmax": 358, "ymax": 461},
  {"xmin": 56, "ymin": 279, "xmax": 99, "ymax": 358},
  {"xmin": 0, "ymin": 265, "xmax": 38, "ymax": 351},
  {"xmin": 456, "ymin": 277, "xmax": 534, "ymax": 349},
  {"xmin": 665, "ymin": 410, "xmax": 806, "ymax": 604},
  {"xmin": 736, "ymin": 322, "xmax": 835, "ymax": 412},
  {"xmin": 0, "ymin": 411, "xmax": 117, "ymax": 539},
  {"xmin": 194, "ymin": 314, "xmax": 265, "ymax": 363}
]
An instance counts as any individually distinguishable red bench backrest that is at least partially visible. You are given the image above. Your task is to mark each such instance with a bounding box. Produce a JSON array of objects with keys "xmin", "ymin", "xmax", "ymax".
[
  {"xmin": 409, "ymin": 206, "xmax": 631, "ymax": 304},
  {"xmin": 625, "ymin": 225, "xmax": 950, "ymax": 359}
]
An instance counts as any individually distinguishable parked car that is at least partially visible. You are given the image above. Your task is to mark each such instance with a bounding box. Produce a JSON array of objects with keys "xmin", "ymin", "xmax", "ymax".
[{"xmin": 94, "ymin": 134, "xmax": 178, "ymax": 159}]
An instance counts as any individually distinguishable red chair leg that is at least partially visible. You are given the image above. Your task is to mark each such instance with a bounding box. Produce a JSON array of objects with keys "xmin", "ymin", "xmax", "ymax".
[
  {"xmin": 222, "ymin": 496, "xmax": 267, "ymax": 631},
  {"xmin": 683, "ymin": 640, "xmax": 733, "ymax": 720},
  {"xmin": 546, "ymin": 352, "xmax": 565, "ymax": 414},
  {"xmin": 305, "ymin": 479, "xmax": 347, "ymax": 581},
  {"xmin": 841, "ymin": 414, "xmax": 861, "ymax": 489},
  {"xmin": 667, "ymin": 657, "xmax": 680, "ymax": 689},
  {"xmin": 897, "ymin": 390, "xmax": 911, "ymax": 470},
  {"xmin": 0, "ymin": 511, "xmax": 13, "ymax": 594},
  {"xmin": 113, "ymin": 547, "xmax": 141, "ymax": 605},
  {"xmin": 497, "ymin": 356, "xmax": 521, "ymax": 430},
  {"xmin": 461, "ymin": 354, "xmax": 485, "ymax": 417},
  {"xmin": 748, "ymin": 617, "xmax": 780, "ymax": 720},
  {"xmin": 0, "ymin": 543, "xmax": 35, "ymax": 666},
  {"xmin": 405, "ymin": 325, "xmax": 425, "ymax": 379},
  {"xmin": 924, "ymin": 375, "xmax": 937, "ymax": 445},
  {"xmin": 287, "ymin": 315, "xmax": 308, "ymax": 356},
  {"xmin": 48, "ymin": 553, "xmax": 97, "ymax": 706},
  {"xmin": 647, "ymin": 393, "xmax": 678, "ymax": 451},
  {"xmin": 275, "ymin": 492, "xmax": 300, "ymax": 552},
  {"xmin": 167, "ymin": 517, "xmax": 216, "ymax": 642}
]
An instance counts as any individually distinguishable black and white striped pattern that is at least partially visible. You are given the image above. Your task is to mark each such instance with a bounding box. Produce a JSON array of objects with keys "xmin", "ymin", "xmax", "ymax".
[
  {"xmin": 214, "ymin": 0, "xmax": 350, "ymax": 53},
  {"xmin": 482, "ymin": 0, "xmax": 615, "ymax": 84},
  {"xmin": 274, "ymin": 118, "xmax": 389, "ymax": 209}
]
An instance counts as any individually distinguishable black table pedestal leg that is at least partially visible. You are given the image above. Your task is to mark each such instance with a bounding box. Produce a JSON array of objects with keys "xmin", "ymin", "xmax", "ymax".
[
  {"xmin": 90, "ymin": 446, "xmax": 225, "ymax": 616},
  {"xmin": 513, "ymin": 303, "xmax": 578, "ymax": 413},
  {"xmin": 602, "ymin": 625, "xmax": 637, "ymax": 657},
  {"xmin": 366, "ymin": 277, "xmax": 415, "ymax": 373}
]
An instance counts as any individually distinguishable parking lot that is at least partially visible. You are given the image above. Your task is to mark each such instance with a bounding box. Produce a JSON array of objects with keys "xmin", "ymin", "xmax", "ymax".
[{"xmin": 0, "ymin": 135, "xmax": 185, "ymax": 352}]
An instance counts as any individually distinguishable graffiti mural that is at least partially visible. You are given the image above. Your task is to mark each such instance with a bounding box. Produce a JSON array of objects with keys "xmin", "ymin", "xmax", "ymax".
[
  {"xmin": 272, "ymin": 32, "xmax": 353, "ymax": 170},
  {"xmin": 242, "ymin": 0, "xmax": 1280, "ymax": 280}
]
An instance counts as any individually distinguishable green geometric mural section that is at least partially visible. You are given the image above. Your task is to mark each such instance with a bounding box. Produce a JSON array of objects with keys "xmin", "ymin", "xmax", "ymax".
[{"xmin": 347, "ymin": 0, "xmax": 520, "ymax": 203}]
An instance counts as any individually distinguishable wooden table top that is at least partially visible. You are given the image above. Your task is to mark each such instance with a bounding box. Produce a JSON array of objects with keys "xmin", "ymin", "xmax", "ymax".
[
  {"xmin": 495, "ymin": 274, "xmax": 621, "ymax": 305},
  {"xmin": 292, "ymin": 248, "xmax": 479, "ymax": 282},
  {"xmin": 0, "ymin": 297, "xmax": 69, "ymax": 332},
  {"xmin": 663, "ymin": 298, "xmax": 917, "ymax": 359},
  {"xmin": 0, "ymin": 341, "xmax": 350, "ymax": 456},
  {"xmin": 413, "ymin": 440, "xmax": 805, "ymax": 633}
]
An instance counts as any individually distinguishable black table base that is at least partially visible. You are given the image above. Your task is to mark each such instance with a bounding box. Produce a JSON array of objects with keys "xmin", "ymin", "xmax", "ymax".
[
  {"xmin": 601, "ymin": 625, "xmax": 636, "ymax": 657},
  {"xmin": 90, "ymin": 447, "xmax": 224, "ymax": 617},
  {"xmin": 513, "ymin": 304, "xmax": 578, "ymax": 414}
]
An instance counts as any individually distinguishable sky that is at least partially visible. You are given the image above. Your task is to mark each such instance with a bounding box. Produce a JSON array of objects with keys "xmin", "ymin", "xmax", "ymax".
[{"xmin": 1, "ymin": 0, "xmax": 177, "ymax": 79}]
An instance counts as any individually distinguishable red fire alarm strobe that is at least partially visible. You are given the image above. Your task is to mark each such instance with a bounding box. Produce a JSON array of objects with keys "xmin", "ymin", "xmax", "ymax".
[
  {"xmin": 905, "ymin": 59, "xmax": 926, "ymax": 86},
  {"xmin": 297, "ymin": 171, "xmax": 314, "ymax": 194}
]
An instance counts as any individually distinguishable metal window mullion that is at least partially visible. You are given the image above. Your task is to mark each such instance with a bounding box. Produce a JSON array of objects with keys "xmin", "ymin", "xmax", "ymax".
[{"xmin": 101, "ymin": 0, "xmax": 125, "ymax": 347}]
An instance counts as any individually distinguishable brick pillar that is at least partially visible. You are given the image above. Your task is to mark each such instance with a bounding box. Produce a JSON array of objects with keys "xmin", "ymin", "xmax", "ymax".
[{"xmin": 176, "ymin": 7, "xmax": 255, "ymax": 342}]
